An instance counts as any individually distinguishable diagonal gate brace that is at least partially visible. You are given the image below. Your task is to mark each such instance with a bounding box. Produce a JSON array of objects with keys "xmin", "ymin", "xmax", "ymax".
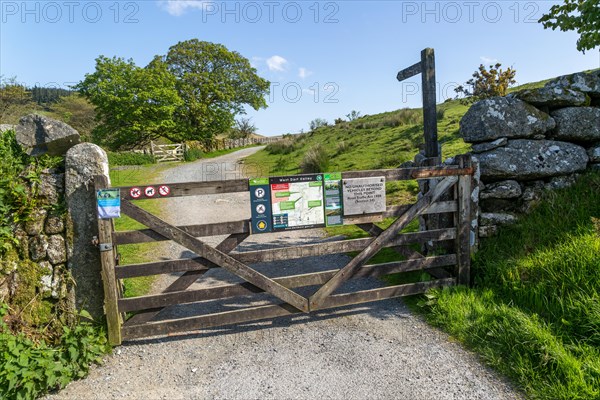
[
  {"xmin": 120, "ymin": 199, "xmax": 310, "ymax": 313},
  {"xmin": 309, "ymin": 175, "xmax": 458, "ymax": 310}
]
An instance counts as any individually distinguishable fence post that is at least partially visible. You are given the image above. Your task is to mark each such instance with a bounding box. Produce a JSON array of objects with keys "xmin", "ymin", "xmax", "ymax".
[
  {"xmin": 93, "ymin": 174, "xmax": 122, "ymax": 345},
  {"xmin": 455, "ymin": 154, "xmax": 472, "ymax": 286}
]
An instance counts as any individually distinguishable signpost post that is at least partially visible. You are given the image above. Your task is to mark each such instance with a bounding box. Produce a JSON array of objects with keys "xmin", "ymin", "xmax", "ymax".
[{"xmin": 396, "ymin": 47, "xmax": 439, "ymax": 160}]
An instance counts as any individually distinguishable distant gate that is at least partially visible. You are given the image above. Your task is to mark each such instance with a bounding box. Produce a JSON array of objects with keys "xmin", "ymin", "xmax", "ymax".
[
  {"xmin": 95, "ymin": 155, "xmax": 475, "ymax": 345},
  {"xmin": 150, "ymin": 142, "xmax": 185, "ymax": 163}
]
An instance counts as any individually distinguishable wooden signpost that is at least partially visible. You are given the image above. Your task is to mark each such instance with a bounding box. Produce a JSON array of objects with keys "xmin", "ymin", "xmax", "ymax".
[{"xmin": 396, "ymin": 48, "xmax": 439, "ymax": 160}]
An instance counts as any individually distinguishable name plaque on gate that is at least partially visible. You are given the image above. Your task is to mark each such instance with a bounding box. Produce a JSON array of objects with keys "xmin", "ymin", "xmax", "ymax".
[{"xmin": 342, "ymin": 177, "xmax": 386, "ymax": 216}]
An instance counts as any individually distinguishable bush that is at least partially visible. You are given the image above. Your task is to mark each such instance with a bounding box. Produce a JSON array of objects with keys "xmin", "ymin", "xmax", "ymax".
[
  {"xmin": 184, "ymin": 147, "xmax": 203, "ymax": 162},
  {"xmin": 455, "ymin": 63, "xmax": 517, "ymax": 103},
  {"xmin": 336, "ymin": 140, "xmax": 350, "ymax": 155},
  {"xmin": 0, "ymin": 305, "xmax": 110, "ymax": 399},
  {"xmin": 300, "ymin": 144, "xmax": 329, "ymax": 173},
  {"xmin": 266, "ymin": 140, "xmax": 296, "ymax": 155},
  {"xmin": 309, "ymin": 118, "xmax": 328, "ymax": 131},
  {"xmin": 436, "ymin": 108, "xmax": 446, "ymax": 121},
  {"xmin": 107, "ymin": 152, "xmax": 155, "ymax": 166}
]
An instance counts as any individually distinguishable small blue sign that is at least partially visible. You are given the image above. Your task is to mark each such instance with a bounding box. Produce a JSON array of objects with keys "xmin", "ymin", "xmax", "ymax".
[{"xmin": 97, "ymin": 189, "xmax": 121, "ymax": 219}]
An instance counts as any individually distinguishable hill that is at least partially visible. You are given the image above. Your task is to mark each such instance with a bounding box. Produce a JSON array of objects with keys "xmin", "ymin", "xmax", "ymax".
[{"xmin": 244, "ymin": 76, "xmax": 555, "ymax": 176}]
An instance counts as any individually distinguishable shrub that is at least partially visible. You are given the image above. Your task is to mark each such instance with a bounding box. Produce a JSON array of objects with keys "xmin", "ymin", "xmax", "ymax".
[
  {"xmin": 436, "ymin": 108, "xmax": 446, "ymax": 121},
  {"xmin": 300, "ymin": 144, "xmax": 329, "ymax": 173},
  {"xmin": 0, "ymin": 305, "xmax": 110, "ymax": 399},
  {"xmin": 184, "ymin": 147, "xmax": 203, "ymax": 162},
  {"xmin": 309, "ymin": 118, "xmax": 328, "ymax": 131},
  {"xmin": 107, "ymin": 152, "xmax": 155, "ymax": 166},
  {"xmin": 336, "ymin": 140, "xmax": 350, "ymax": 155},
  {"xmin": 455, "ymin": 63, "xmax": 517, "ymax": 103},
  {"xmin": 266, "ymin": 140, "xmax": 296, "ymax": 155}
]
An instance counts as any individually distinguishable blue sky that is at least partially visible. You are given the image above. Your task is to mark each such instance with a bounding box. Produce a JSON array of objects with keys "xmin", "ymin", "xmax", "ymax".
[{"xmin": 1, "ymin": 1, "xmax": 599, "ymax": 136}]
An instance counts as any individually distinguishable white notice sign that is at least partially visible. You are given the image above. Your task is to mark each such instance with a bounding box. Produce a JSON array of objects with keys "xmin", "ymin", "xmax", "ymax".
[{"xmin": 342, "ymin": 177, "xmax": 386, "ymax": 216}]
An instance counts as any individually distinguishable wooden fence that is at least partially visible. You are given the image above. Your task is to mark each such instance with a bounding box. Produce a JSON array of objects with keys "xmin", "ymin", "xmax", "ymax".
[
  {"xmin": 148, "ymin": 136, "xmax": 283, "ymax": 162},
  {"xmin": 213, "ymin": 136, "xmax": 282, "ymax": 151},
  {"xmin": 94, "ymin": 155, "xmax": 475, "ymax": 345}
]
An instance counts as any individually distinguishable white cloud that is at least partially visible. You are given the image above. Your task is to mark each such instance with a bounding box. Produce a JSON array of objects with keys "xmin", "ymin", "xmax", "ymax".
[
  {"xmin": 298, "ymin": 67, "xmax": 312, "ymax": 79},
  {"xmin": 266, "ymin": 55, "xmax": 288, "ymax": 72},
  {"xmin": 157, "ymin": 1, "xmax": 208, "ymax": 16},
  {"xmin": 480, "ymin": 56, "xmax": 499, "ymax": 64}
]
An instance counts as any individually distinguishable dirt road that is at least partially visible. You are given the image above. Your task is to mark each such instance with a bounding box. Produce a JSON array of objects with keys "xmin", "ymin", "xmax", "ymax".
[{"xmin": 45, "ymin": 147, "xmax": 522, "ymax": 400}]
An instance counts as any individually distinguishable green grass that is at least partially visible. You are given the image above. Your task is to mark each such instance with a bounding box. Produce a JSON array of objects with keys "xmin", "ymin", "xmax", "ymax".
[{"xmin": 420, "ymin": 172, "xmax": 600, "ymax": 399}]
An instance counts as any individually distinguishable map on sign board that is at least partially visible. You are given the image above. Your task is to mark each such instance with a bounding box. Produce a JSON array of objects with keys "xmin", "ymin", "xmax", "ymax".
[{"xmin": 270, "ymin": 174, "xmax": 325, "ymax": 231}]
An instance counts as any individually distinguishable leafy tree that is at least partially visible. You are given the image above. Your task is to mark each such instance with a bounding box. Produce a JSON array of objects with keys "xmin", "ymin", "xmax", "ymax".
[
  {"xmin": 163, "ymin": 39, "xmax": 270, "ymax": 143},
  {"xmin": 76, "ymin": 56, "xmax": 183, "ymax": 150},
  {"xmin": 0, "ymin": 76, "xmax": 33, "ymax": 123},
  {"xmin": 539, "ymin": 0, "xmax": 600, "ymax": 52},
  {"xmin": 228, "ymin": 117, "xmax": 257, "ymax": 139},
  {"xmin": 454, "ymin": 63, "xmax": 516, "ymax": 103}
]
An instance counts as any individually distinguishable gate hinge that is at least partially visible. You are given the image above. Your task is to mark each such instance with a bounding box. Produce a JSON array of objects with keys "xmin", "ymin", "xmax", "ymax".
[{"xmin": 99, "ymin": 243, "xmax": 113, "ymax": 252}]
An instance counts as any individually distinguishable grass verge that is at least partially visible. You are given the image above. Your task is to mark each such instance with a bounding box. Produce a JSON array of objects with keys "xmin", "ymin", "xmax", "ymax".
[{"xmin": 419, "ymin": 172, "xmax": 600, "ymax": 399}]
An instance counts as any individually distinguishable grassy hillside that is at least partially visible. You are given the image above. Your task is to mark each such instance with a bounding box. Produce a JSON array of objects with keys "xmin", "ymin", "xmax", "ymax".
[
  {"xmin": 244, "ymin": 75, "xmax": 557, "ymax": 177},
  {"xmin": 245, "ymin": 101, "xmax": 471, "ymax": 175}
]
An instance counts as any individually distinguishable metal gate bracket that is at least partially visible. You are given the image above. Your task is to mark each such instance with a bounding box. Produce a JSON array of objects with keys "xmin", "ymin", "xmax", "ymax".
[{"xmin": 99, "ymin": 243, "xmax": 113, "ymax": 252}]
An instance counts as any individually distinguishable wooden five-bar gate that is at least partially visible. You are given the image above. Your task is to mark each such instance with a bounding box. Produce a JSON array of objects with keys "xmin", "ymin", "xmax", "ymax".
[{"xmin": 95, "ymin": 155, "xmax": 475, "ymax": 345}]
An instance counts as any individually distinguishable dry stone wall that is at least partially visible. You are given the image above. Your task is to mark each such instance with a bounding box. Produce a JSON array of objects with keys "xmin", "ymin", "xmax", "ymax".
[
  {"xmin": 460, "ymin": 70, "xmax": 600, "ymax": 237},
  {"xmin": 2, "ymin": 114, "xmax": 109, "ymax": 324}
]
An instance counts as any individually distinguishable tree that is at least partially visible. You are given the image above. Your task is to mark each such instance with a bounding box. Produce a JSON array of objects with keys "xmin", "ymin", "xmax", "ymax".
[
  {"xmin": 228, "ymin": 117, "xmax": 257, "ymax": 139},
  {"xmin": 454, "ymin": 63, "xmax": 516, "ymax": 103},
  {"xmin": 539, "ymin": 0, "xmax": 600, "ymax": 52},
  {"xmin": 163, "ymin": 39, "xmax": 270, "ymax": 143},
  {"xmin": 76, "ymin": 56, "xmax": 183, "ymax": 150}
]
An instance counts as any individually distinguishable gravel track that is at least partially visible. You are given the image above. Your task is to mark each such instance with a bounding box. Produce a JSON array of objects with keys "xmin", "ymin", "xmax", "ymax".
[{"xmin": 45, "ymin": 147, "xmax": 522, "ymax": 400}]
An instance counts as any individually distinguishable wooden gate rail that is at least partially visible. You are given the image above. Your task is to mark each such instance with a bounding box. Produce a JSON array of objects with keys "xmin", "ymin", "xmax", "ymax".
[
  {"xmin": 114, "ymin": 228, "xmax": 455, "ymax": 278},
  {"xmin": 118, "ymin": 254, "xmax": 457, "ymax": 313},
  {"xmin": 122, "ymin": 278, "xmax": 455, "ymax": 340},
  {"xmin": 116, "ymin": 165, "xmax": 472, "ymax": 201},
  {"xmin": 96, "ymin": 157, "xmax": 475, "ymax": 344},
  {"xmin": 113, "ymin": 201, "xmax": 458, "ymax": 245}
]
